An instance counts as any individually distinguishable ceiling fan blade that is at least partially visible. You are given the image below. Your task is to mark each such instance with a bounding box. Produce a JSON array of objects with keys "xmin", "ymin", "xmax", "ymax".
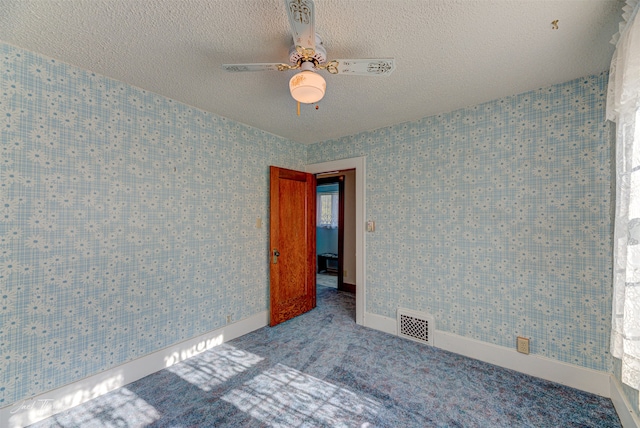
[
  {"xmin": 222, "ymin": 63, "xmax": 291, "ymax": 72},
  {"xmin": 324, "ymin": 59, "xmax": 396, "ymax": 76},
  {"xmin": 285, "ymin": 0, "xmax": 316, "ymax": 51}
]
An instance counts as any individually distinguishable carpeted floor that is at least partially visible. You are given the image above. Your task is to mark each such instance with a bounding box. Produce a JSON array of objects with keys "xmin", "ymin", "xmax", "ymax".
[
  {"xmin": 316, "ymin": 273, "xmax": 337, "ymax": 288},
  {"xmin": 30, "ymin": 286, "xmax": 621, "ymax": 427}
]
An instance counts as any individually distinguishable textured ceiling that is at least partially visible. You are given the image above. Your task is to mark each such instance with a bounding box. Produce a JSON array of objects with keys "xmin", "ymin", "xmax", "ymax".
[{"xmin": 0, "ymin": 0, "xmax": 623, "ymax": 144}]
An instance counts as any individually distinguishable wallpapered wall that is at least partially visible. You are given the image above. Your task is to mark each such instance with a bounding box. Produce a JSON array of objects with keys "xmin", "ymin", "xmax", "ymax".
[
  {"xmin": 0, "ymin": 43, "xmax": 307, "ymax": 406},
  {"xmin": 309, "ymin": 73, "xmax": 613, "ymax": 372},
  {"xmin": 0, "ymin": 40, "xmax": 618, "ymax": 409}
]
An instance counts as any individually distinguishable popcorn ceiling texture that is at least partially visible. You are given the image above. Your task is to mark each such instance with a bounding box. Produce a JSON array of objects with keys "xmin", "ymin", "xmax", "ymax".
[{"xmin": 0, "ymin": 0, "xmax": 621, "ymax": 143}]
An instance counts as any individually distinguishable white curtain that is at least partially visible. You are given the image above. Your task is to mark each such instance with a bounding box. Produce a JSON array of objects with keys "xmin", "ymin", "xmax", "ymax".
[
  {"xmin": 317, "ymin": 193, "xmax": 339, "ymax": 229},
  {"xmin": 608, "ymin": 0, "xmax": 640, "ymax": 392}
]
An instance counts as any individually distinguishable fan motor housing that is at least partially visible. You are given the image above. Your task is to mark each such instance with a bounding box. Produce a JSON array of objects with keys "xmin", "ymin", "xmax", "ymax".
[{"xmin": 288, "ymin": 34, "xmax": 327, "ymax": 66}]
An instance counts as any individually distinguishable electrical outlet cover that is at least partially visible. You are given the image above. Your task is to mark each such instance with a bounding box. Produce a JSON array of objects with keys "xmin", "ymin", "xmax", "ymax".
[{"xmin": 517, "ymin": 336, "xmax": 530, "ymax": 354}]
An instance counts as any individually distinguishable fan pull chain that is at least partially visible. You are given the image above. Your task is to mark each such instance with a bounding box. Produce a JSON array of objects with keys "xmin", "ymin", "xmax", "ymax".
[{"xmin": 297, "ymin": 101, "xmax": 300, "ymax": 116}]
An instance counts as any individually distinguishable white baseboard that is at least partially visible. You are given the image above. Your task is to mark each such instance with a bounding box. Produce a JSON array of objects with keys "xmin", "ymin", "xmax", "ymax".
[
  {"xmin": 363, "ymin": 312, "xmax": 610, "ymax": 397},
  {"xmin": 1, "ymin": 311, "xmax": 269, "ymax": 428},
  {"xmin": 364, "ymin": 312, "xmax": 397, "ymax": 335},
  {"xmin": 610, "ymin": 376, "xmax": 640, "ymax": 428}
]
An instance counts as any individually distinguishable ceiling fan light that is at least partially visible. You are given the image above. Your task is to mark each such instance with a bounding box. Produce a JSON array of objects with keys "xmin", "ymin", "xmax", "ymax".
[{"xmin": 289, "ymin": 70, "xmax": 326, "ymax": 104}]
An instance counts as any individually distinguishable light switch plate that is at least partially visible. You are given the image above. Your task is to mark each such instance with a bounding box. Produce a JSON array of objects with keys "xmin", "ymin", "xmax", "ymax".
[{"xmin": 366, "ymin": 220, "xmax": 375, "ymax": 232}]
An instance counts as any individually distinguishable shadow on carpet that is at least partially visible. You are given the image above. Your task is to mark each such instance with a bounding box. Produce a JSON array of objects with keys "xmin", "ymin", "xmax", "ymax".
[{"xmin": 30, "ymin": 286, "xmax": 621, "ymax": 427}]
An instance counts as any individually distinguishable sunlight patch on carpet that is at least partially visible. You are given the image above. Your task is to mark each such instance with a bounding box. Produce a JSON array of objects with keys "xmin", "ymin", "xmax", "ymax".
[
  {"xmin": 166, "ymin": 344, "xmax": 263, "ymax": 392},
  {"xmin": 222, "ymin": 363, "xmax": 380, "ymax": 427},
  {"xmin": 48, "ymin": 387, "xmax": 161, "ymax": 428}
]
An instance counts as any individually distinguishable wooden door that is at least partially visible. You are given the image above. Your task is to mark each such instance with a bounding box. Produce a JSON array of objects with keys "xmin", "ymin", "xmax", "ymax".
[{"xmin": 269, "ymin": 166, "xmax": 316, "ymax": 326}]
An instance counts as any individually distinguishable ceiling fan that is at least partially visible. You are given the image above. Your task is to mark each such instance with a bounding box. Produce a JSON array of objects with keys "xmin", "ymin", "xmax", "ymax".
[{"xmin": 222, "ymin": 0, "xmax": 396, "ymax": 106}]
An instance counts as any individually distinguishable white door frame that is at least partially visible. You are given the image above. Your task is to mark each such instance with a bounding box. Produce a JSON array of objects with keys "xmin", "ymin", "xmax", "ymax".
[{"xmin": 306, "ymin": 156, "xmax": 366, "ymax": 325}]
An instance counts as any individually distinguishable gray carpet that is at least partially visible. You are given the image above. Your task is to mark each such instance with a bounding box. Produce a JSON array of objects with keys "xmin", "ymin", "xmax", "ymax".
[
  {"xmin": 316, "ymin": 273, "xmax": 337, "ymax": 288},
  {"xmin": 29, "ymin": 286, "xmax": 621, "ymax": 427}
]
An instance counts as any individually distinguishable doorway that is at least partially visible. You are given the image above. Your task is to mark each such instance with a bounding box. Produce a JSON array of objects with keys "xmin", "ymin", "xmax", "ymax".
[
  {"xmin": 316, "ymin": 175, "xmax": 345, "ymax": 291},
  {"xmin": 306, "ymin": 157, "xmax": 366, "ymax": 326}
]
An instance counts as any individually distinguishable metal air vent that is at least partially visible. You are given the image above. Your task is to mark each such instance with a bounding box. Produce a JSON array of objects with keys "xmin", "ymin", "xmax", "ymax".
[{"xmin": 397, "ymin": 308, "xmax": 434, "ymax": 346}]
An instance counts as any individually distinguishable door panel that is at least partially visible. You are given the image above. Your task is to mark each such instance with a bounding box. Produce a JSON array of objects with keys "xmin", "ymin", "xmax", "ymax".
[{"xmin": 269, "ymin": 166, "xmax": 316, "ymax": 326}]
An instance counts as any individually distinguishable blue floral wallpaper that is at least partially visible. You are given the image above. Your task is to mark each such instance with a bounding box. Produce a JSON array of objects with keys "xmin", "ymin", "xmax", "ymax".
[
  {"xmin": 309, "ymin": 73, "xmax": 613, "ymax": 372},
  {"xmin": 0, "ymin": 39, "xmax": 617, "ymax": 410},
  {"xmin": 0, "ymin": 43, "xmax": 306, "ymax": 406}
]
